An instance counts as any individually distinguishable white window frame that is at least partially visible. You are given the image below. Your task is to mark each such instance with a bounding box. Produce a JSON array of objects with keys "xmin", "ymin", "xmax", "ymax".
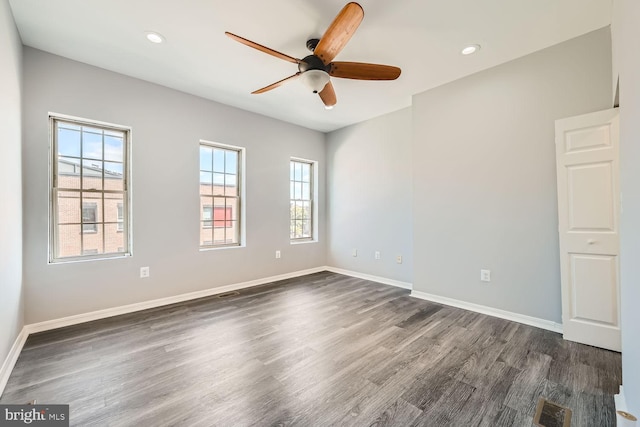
[
  {"xmin": 49, "ymin": 113, "xmax": 132, "ymax": 263},
  {"xmin": 290, "ymin": 157, "xmax": 318, "ymax": 243},
  {"xmin": 199, "ymin": 140, "xmax": 246, "ymax": 250}
]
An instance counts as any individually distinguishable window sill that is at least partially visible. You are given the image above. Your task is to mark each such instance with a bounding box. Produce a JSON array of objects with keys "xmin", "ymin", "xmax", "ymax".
[
  {"xmin": 290, "ymin": 239, "xmax": 317, "ymax": 245},
  {"xmin": 49, "ymin": 253, "xmax": 131, "ymax": 265},
  {"xmin": 199, "ymin": 244, "xmax": 245, "ymax": 252}
]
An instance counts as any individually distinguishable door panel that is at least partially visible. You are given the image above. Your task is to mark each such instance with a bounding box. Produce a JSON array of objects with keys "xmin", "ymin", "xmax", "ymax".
[
  {"xmin": 564, "ymin": 124, "xmax": 611, "ymax": 153},
  {"xmin": 567, "ymin": 162, "xmax": 614, "ymax": 231},
  {"xmin": 555, "ymin": 108, "xmax": 620, "ymax": 351},
  {"xmin": 569, "ymin": 254, "xmax": 618, "ymax": 325}
]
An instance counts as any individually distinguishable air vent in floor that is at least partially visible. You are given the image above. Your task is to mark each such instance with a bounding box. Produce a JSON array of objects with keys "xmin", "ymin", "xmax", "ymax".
[
  {"xmin": 533, "ymin": 397, "xmax": 572, "ymax": 427},
  {"xmin": 216, "ymin": 291, "xmax": 240, "ymax": 298}
]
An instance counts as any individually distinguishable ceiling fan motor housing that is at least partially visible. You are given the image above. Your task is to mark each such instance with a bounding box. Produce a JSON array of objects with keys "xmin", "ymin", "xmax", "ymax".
[{"xmin": 299, "ymin": 55, "xmax": 328, "ymax": 73}]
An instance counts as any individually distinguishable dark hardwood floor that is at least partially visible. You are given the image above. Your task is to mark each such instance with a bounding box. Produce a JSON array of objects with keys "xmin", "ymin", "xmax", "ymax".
[{"xmin": 1, "ymin": 272, "xmax": 621, "ymax": 426}]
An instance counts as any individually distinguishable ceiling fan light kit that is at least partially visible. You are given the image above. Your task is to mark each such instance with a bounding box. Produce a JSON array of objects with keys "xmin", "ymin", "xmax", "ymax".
[
  {"xmin": 225, "ymin": 2, "xmax": 401, "ymax": 108},
  {"xmin": 300, "ymin": 70, "xmax": 330, "ymax": 93}
]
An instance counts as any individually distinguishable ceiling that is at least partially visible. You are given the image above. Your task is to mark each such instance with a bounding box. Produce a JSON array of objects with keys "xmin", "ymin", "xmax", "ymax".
[{"xmin": 8, "ymin": 0, "xmax": 611, "ymax": 132}]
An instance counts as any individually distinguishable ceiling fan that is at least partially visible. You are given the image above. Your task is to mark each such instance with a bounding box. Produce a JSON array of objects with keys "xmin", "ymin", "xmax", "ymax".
[{"xmin": 225, "ymin": 2, "xmax": 401, "ymax": 109}]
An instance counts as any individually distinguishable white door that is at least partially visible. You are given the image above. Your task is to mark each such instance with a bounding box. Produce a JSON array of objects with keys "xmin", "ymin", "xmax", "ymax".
[{"xmin": 555, "ymin": 108, "xmax": 620, "ymax": 352}]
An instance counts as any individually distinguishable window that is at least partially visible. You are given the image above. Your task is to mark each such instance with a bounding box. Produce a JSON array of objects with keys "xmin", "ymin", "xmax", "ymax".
[
  {"xmin": 290, "ymin": 159, "xmax": 314, "ymax": 240},
  {"xmin": 82, "ymin": 203, "xmax": 98, "ymax": 233},
  {"xmin": 199, "ymin": 142, "xmax": 242, "ymax": 247},
  {"xmin": 202, "ymin": 205, "xmax": 213, "ymax": 228},
  {"xmin": 116, "ymin": 203, "xmax": 124, "ymax": 231},
  {"xmin": 50, "ymin": 115, "xmax": 130, "ymax": 262}
]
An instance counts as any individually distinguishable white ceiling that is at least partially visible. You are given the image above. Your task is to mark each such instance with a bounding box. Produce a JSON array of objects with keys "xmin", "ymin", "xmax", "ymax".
[{"xmin": 8, "ymin": 0, "xmax": 611, "ymax": 132}]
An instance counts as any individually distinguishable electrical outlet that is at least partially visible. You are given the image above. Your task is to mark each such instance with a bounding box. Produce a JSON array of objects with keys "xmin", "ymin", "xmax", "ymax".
[
  {"xmin": 480, "ymin": 269, "xmax": 491, "ymax": 282},
  {"xmin": 375, "ymin": 251, "xmax": 381, "ymax": 260},
  {"xmin": 275, "ymin": 250, "xmax": 281, "ymax": 259},
  {"xmin": 352, "ymin": 249, "xmax": 358, "ymax": 257},
  {"xmin": 396, "ymin": 255, "xmax": 402, "ymax": 264},
  {"xmin": 140, "ymin": 267, "xmax": 150, "ymax": 278}
]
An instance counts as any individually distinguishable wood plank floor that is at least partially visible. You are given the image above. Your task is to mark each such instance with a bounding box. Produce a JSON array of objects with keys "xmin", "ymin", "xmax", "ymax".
[{"xmin": 1, "ymin": 272, "xmax": 621, "ymax": 426}]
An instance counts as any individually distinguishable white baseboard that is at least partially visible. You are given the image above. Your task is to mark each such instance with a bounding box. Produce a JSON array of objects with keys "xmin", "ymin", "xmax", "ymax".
[
  {"xmin": 323, "ymin": 266, "xmax": 412, "ymax": 290},
  {"xmin": 26, "ymin": 266, "xmax": 327, "ymax": 334},
  {"xmin": 410, "ymin": 290, "xmax": 563, "ymax": 333},
  {"xmin": 0, "ymin": 327, "xmax": 28, "ymax": 398}
]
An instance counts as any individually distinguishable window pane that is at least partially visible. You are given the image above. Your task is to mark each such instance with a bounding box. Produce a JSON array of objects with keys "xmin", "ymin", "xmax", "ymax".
[
  {"xmin": 302, "ymin": 163, "xmax": 311, "ymax": 182},
  {"xmin": 58, "ymin": 128, "xmax": 81, "ymax": 157},
  {"xmin": 226, "ymin": 198, "xmax": 238, "ymax": 222},
  {"xmin": 290, "ymin": 162, "xmax": 295, "ymax": 180},
  {"xmin": 200, "ymin": 172, "xmax": 213, "ymax": 195},
  {"xmin": 202, "ymin": 205, "xmax": 213, "ymax": 228},
  {"xmin": 294, "ymin": 182, "xmax": 302, "ymax": 200},
  {"xmin": 302, "ymin": 201, "xmax": 311, "ymax": 220},
  {"xmin": 104, "ymin": 193, "xmax": 124, "ymax": 223},
  {"xmin": 213, "ymin": 173, "xmax": 225, "ymax": 195},
  {"xmin": 56, "ymin": 191, "xmax": 81, "ymax": 224},
  {"xmin": 201, "ymin": 196, "xmax": 213, "ymax": 227},
  {"xmin": 200, "ymin": 221, "xmax": 213, "ymax": 246},
  {"xmin": 227, "ymin": 220, "xmax": 239, "ymax": 244},
  {"xmin": 290, "ymin": 221, "xmax": 296, "ymax": 239},
  {"xmin": 294, "ymin": 162, "xmax": 302, "ymax": 180},
  {"xmin": 294, "ymin": 201, "xmax": 301, "ymax": 220},
  {"xmin": 104, "ymin": 223, "xmax": 124, "ymax": 253},
  {"xmin": 225, "ymin": 174, "xmax": 237, "ymax": 194},
  {"xmin": 302, "ymin": 220, "xmax": 311, "ymax": 238},
  {"xmin": 82, "ymin": 160, "xmax": 103, "ymax": 190},
  {"xmin": 58, "ymin": 157, "xmax": 81, "ymax": 189},
  {"xmin": 225, "ymin": 150, "xmax": 237, "ymax": 174},
  {"xmin": 104, "ymin": 135, "xmax": 124, "ymax": 162},
  {"xmin": 200, "ymin": 146, "xmax": 213, "ymax": 172},
  {"xmin": 82, "ymin": 128, "xmax": 103, "ymax": 160},
  {"xmin": 82, "ymin": 224, "xmax": 103, "ymax": 254},
  {"xmin": 83, "ymin": 192, "xmax": 103, "ymax": 222},
  {"xmin": 302, "ymin": 183, "xmax": 310, "ymax": 200},
  {"xmin": 117, "ymin": 203, "xmax": 124, "ymax": 232},
  {"xmin": 213, "ymin": 226, "xmax": 225, "ymax": 244},
  {"xmin": 213, "ymin": 149, "xmax": 225, "ymax": 173},
  {"xmin": 104, "ymin": 162, "xmax": 124, "ymax": 191},
  {"xmin": 57, "ymin": 224, "xmax": 82, "ymax": 258}
]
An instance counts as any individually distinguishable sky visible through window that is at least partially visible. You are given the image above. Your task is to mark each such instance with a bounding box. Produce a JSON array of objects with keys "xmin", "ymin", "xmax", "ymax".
[{"xmin": 58, "ymin": 123, "xmax": 124, "ymax": 177}]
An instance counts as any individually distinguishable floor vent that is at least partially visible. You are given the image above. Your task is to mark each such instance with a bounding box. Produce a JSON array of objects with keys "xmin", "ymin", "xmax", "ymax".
[
  {"xmin": 216, "ymin": 291, "xmax": 240, "ymax": 298},
  {"xmin": 533, "ymin": 397, "xmax": 572, "ymax": 427}
]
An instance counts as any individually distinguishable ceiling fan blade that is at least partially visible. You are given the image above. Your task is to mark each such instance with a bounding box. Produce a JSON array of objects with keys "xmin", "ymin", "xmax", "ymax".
[
  {"xmin": 318, "ymin": 81, "xmax": 337, "ymax": 107},
  {"xmin": 225, "ymin": 32, "xmax": 300, "ymax": 64},
  {"xmin": 314, "ymin": 2, "xmax": 364, "ymax": 64},
  {"xmin": 329, "ymin": 62, "xmax": 401, "ymax": 80},
  {"xmin": 252, "ymin": 73, "xmax": 302, "ymax": 94}
]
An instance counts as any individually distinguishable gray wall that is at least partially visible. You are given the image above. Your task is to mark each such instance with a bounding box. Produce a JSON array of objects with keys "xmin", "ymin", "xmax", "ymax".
[
  {"xmin": 411, "ymin": 28, "xmax": 612, "ymax": 322},
  {"xmin": 326, "ymin": 108, "xmax": 412, "ymax": 283},
  {"xmin": 22, "ymin": 48, "xmax": 326, "ymax": 324},
  {"xmin": 0, "ymin": 0, "xmax": 23, "ymax": 368},
  {"xmin": 612, "ymin": 0, "xmax": 640, "ymax": 414}
]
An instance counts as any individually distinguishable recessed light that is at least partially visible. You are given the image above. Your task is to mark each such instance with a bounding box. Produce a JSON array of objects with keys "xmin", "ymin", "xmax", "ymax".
[
  {"xmin": 461, "ymin": 44, "xmax": 480, "ymax": 55},
  {"xmin": 146, "ymin": 32, "xmax": 165, "ymax": 44}
]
